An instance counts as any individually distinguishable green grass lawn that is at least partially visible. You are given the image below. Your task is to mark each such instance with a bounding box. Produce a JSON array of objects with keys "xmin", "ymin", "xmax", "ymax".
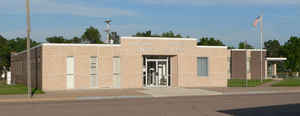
[
  {"xmin": 272, "ymin": 78, "xmax": 300, "ymax": 87},
  {"xmin": 0, "ymin": 82, "xmax": 44, "ymax": 95},
  {"xmin": 228, "ymin": 79, "xmax": 273, "ymax": 87}
]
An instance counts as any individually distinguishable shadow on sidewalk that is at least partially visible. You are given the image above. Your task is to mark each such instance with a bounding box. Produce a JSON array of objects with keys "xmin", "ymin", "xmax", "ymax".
[{"xmin": 218, "ymin": 104, "xmax": 300, "ymax": 116}]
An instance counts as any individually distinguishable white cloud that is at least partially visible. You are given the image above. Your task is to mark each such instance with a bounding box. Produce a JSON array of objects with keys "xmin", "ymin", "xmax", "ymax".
[
  {"xmin": 0, "ymin": 0, "xmax": 137, "ymax": 17},
  {"xmin": 132, "ymin": 0, "xmax": 300, "ymax": 6}
]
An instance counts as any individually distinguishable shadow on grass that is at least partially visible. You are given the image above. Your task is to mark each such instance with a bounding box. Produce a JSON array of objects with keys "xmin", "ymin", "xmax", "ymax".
[
  {"xmin": 218, "ymin": 104, "xmax": 300, "ymax": 116},
  {"xmin": 31, "ymin": 88, "xmax": 45, "ymax": 96}
]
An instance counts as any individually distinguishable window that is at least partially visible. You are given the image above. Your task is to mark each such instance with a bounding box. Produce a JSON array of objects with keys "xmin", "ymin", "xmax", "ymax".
[
  {"xmin": 89, "ymin": 56, "xmax": 97, "ymax": 75},
  {"xmin": 197, "ymin": 57, "xmax": 208, "ymax": 77},
  {"xmin": 89, "ymin": 56, "xmax": 98, "ymax": 88}
]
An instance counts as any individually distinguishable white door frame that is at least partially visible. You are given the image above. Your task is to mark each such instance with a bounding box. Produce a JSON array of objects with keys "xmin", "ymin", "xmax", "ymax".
[
  {"xmin": 145, "ymin": 57, "xmax": 170, "ymax": 88},
  {"xmin": 113, "ymin": 56, "xmax": 121, "ymax": 88}
]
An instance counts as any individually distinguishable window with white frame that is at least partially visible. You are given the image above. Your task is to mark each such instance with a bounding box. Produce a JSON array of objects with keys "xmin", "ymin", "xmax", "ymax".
[
  {"xmin": 89, "ymin": 56, "xmax": 98, "ymax": 88},
  {"xmin": 197, "ymin": 57, "xmax": 208, "ymax": 77}
]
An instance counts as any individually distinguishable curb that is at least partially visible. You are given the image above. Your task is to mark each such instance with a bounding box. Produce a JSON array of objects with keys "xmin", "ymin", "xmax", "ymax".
[
  {"xmin": 222, "ymin": 90, "xmax": 300, "ymax": 96},
  {"xmin": 0, "ymin": 96, "xmax": 154, "ymax": 103},
  {"xmin": 1, "ymin": 90, "xmax": 300, "ymax": 103},
  {"xmin": 0, "ymin": 97, "xmax": 77, "ymax": 103}
]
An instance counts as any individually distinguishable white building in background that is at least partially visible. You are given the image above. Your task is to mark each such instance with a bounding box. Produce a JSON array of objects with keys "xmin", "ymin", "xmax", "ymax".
[{"xmin": 6, "ymin": 72, "xmax": 11, "ymax": 85}]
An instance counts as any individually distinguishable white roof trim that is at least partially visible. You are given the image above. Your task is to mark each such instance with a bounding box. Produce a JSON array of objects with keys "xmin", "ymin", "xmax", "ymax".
[
  {"xmin": 13, "ymin": 43, "xmax": 120, "ymax": 56},
  {"xmin": 231, "ymin": 49, "xmax": 267, "ymax": 51},
  {"xmin": 266, "ymin": 57, "xmax": 287, "ymax": 61},
  {"xmin": 196, "ymin": 46, "xmax": 227, "ymax": 49},
  {"xmin": 121, "ymin": 36, "xmax": 197, "ymax": 41},
  {"xmin": 42, "ymin": 43, "xmax": 121, "ymax": 47}
]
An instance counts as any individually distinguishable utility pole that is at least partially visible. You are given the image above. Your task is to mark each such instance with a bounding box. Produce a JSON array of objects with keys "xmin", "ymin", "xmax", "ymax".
[
  {"xmin": 245, "ymin": 40, "xmax": 248, "ymax": 87},
  {"xmin": 26, "ymin": 0, "xmax": 32, "ymax": 98}
]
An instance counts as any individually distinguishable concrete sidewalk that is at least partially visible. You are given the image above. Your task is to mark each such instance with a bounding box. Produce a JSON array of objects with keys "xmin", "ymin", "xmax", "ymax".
[
  {"xmin": 139, "ymin": 88, "xmax": 222, "ymax": 97},
  {"xmin": 0, "ymin": 88, "xmax": 150, "ymax": 103},
  {"xmin": 193, "ymin": 87, "xmax": 300, "ymax": 93},
  {"xmin": 0, "ymin": 87, "xmax": 300, "ymax": 103}
]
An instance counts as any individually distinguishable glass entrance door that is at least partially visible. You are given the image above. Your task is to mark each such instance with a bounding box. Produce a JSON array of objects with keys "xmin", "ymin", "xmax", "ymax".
[
  {"xmin": 157, "ymin": 61, "xmax": 168, "ymax": 87},
  {"xmin": 144, "ymin": 57, "xmax": 170, "ymax": 88}
]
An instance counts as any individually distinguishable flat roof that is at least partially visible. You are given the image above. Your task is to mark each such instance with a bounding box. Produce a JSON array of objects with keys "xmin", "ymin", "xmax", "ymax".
[
  {"xmin": 266, "ymin": 57, "xmax": 287, "ymax": 61},
  {"xmin": 42, "ymin": 43, "xmax": 121, "ymax": 47},
  {"xmin": 13, "ymin": 37, "xmax": 227, "ymax": 55},
  {"xmin": 13, "ymin": 43, "xmax": 121, "ymax": 56},
  {"xmin": 196, "ymin": 46, "xmax": 227, "ymax": 49},
  {"xmin": 121, "ymin": 36, "xmax": 197, "ymax": 41},
  {"xmin": 231, "ymin": 49, "xmax": 267, "ymax": 51}
]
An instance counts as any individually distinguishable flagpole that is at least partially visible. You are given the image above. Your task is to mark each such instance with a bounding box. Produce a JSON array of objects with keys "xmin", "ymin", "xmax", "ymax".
[{"xmin": 260, "ymin": 14, "xmax": 264, "ymax": 83}]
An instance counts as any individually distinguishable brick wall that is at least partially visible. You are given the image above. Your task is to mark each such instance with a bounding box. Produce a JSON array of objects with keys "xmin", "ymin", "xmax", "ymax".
[
  {"xmin": 10, "ymin": 46, "xmax": 43, "ymax": 89},
  {"xmin": 231, "ymin": 51, "xmax": 247, "ymax": 79},
  {"xmin": 250, "ymin": 51, "xmax": 266, "ymax": 80}
]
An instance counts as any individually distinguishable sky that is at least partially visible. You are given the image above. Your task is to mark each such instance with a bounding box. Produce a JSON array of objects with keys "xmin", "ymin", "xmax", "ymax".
[{"xmin": 0, "ymin": 0, "xmax": 299, "ymax": 47}]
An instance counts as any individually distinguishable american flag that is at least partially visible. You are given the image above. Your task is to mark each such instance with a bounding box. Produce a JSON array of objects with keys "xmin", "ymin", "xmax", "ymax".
[{"xmin": 253, "ymin": 16, "xmax": 262, "ymax": 27}]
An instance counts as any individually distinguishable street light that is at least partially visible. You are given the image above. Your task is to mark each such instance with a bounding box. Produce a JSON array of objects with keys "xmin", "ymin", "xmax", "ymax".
[{"xmin": 26, "ymin": 0, "xmax": 32, "ymax": 98}]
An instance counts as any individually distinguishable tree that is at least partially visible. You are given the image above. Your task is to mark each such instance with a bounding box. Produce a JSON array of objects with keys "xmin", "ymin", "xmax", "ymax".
[
  {"xmin": 0, "ymin": 35, "xmax": 9, "ymax": 76},
  {"xmin": 161, "ymin": 31, "xmax": 182, "ymax": 38},
  {"xmin": 228, "ymin": 46, "xmax": 235, "ymax": 49},
  {"xmin": 0, "ymin": 36, "xmax": 39, "ymax": 75},
  {"xmin": 46, "ymin": 36, "xmax": 70, "ymax": 43},
  {"xmin": 282, "ymin": 36, "xmax": 300, "ymax": 72},
  {"xmin": 81, "ymin": 26, "xmax": 103, "ymax": 44},
  {"xmin": 71, "ymin": 37, "xmax": 81, "ymax": 43},
  {"xmin": 134, "ymin": 30, "xmax": 182, "ymax": 38},
  {"xmin": 238, "ymin": 42, "xmax": 254, "ymax": 49},
  {"xmin": 135, "ymin": 30, "xmax": 154, "ymax": 37},
  {"xmin": 46, "ymin": 36, "xmax": 82, "ymax": 43},
  {"xmin": 8, "ymin": 37, "xmax": 40, "ymax": 52},
  {"xmin": 264, "ymin": 40, "xmax": 281, "ymax": 57},
  {"xmin": 197, "ymin": 37, "xmax": 225, "ymax": 46}
]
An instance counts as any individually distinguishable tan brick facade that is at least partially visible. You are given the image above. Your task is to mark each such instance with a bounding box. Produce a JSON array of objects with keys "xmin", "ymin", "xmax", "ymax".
[{"xmin": 11, "ymin": 37, "xmax": 229, "ymax": 91}]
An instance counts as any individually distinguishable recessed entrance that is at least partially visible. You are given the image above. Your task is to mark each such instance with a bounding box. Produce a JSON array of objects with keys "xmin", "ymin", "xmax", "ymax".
[{"xmin": 143, "ymin": 56, "xmax": 171, "ymax": 88}]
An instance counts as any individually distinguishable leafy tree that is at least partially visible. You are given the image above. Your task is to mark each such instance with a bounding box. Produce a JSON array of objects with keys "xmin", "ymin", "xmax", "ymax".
[
  {"xmin": 197, "ymin": 37, "xmax": 225, "ymax": 46},
  {"xmin": 0, "ymin": 36, "xmax": 39, "ymax": 74},
  {"xmin": 81, "ymin": 26, "xmax": 103, "ymax": 44},
  {"xmin": 135, "ymin": 30, "xmax": 153, "ymax": 37},
  {"xmin": 8, "ymin": 37, "xmax": 40, "ymax": 52},
  {"xmin": 71, "ymin": 37, "xmax": 81, "ymax": 43},
  {"xmin": 46, "ymin": 36, "xmax": 70, "ymax": 43},
  {"xmin": 282, "ymin": 36, "xmax": 300, "ymax": 72},
  {"xmin": 134, "ymin": 30, "xmax": 182, "ymax": 38},
  {"xmin": 238, "ymin": 42, "xmax": 254, "ymax": 49},
  {"xmin": 46, "ymin": 36, "xmax": 82, "ymax": 43},
  {"xmin": 228, "ymin": 46, "xmax": 235, "ymax": 49},
  {"xmin": 161, "ymin": 31, "xmax": 182, "ymax": 38},
  {"xmin": 264, "ymin": 40, "xmax": 281, "ymax": 57},
  {"xmin": 0, "ymin": 35, "xmax": 9, "ymax": 75}
]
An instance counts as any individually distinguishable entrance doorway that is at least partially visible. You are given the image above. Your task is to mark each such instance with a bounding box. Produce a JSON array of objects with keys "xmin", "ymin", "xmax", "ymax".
[{"xmin": 143, "ymin": 56, "xmax": 171, "ymax": 88}]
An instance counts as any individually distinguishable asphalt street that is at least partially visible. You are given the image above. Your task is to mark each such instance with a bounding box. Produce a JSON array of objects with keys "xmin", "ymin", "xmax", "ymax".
[{"xmin": 1, "ymin": 93, "xmax": 300, "ymax": 116}]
